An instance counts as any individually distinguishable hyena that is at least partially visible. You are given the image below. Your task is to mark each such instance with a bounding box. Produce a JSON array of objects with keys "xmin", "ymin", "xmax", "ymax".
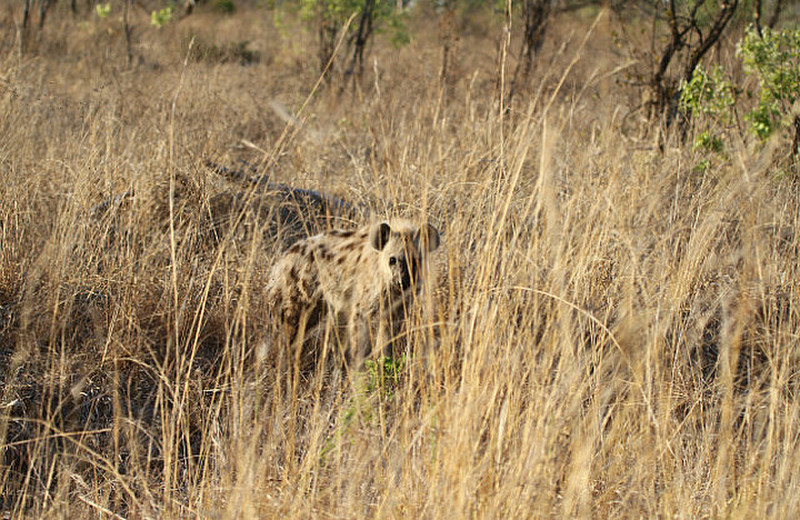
[
  {"xmin": 204, "ymin": 161, "xmax": 362, "ymax": 249},
  {"xmin": 266, "ymin": 219, "xmax": 441, "ymax": 364}
]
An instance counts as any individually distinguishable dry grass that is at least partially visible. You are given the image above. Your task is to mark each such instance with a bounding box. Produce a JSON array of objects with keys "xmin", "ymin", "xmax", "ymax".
[{"xmin": 1, "ymin": 3, "xmax": 799, "ymax": 518}]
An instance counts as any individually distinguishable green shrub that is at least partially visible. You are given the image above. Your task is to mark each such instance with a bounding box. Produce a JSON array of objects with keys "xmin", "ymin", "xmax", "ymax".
[
  {"xmin": 738, "ymin": 26, "xmax": 800, "ymax": 141},
  {"xmin": 679, "ymin": 26, "xmax": 800, "ymax": 170},
  {"xmin": 679, "ymin": 65, "xmax": 737, "ymax": 158},
  {"xmin": 95, "ymin": 2, "xmax": 111, "ymax": 18},
  {"xmin": 213, "ymin": 0, "xmax": 237, "ymax": 14},
  {"xmin": 151, "ymin": 4, "xmax": 174, "ymax": 28}
]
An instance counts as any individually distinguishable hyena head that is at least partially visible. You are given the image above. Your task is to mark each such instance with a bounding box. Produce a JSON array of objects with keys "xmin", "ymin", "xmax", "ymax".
[{"xmin": 369, "ymin": 220, "xmax": 441, "ymax": 296}]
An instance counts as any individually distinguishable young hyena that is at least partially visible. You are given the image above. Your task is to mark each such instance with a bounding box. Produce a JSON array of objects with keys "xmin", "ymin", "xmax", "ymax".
[{"xmin": 266, "ymin": 219, "xmax": 441, "ymax": 363}]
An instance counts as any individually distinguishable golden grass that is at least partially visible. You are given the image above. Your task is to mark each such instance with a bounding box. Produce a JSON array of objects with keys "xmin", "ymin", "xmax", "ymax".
[{"xmin": 1, "ymin": 3, "xmax": 799, "ymax": 518}]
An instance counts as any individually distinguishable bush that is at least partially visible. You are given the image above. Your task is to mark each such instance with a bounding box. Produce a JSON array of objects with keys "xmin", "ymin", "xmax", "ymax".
[
  {"xmin": 679, "ymin": 26, "xmax": 800, "ymax": 170},
  {"xmin": 738, "ymin": 26, "xmax": 800, "ymax": 141}
]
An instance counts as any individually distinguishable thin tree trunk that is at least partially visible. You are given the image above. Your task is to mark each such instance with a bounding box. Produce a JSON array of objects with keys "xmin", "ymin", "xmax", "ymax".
[
  {"xmin": 123, "ymin": 0, "xmax": 133, "ymax": 66},
  {"xmin": 508, "ymin": 0, "xmax": 551, "ymax": 106},
  {"xmin": 22, "ymin": 0, "xmax": 31, "ymax": 30},
  {"xmin": 648, "ymin": 0, "xmax": 738, "ymax": 129},
  {"xmin": 791, "ymin": 115, "xmax": 800, "ymax": 173},
  {"xmin": 767, "ymin": 0, "xmax": 785, "ymax": 28},
  {"xmin": 346, "ymin": 0, "xmax": 375, "ymax": 81},
  {"xmin": 754, "ymin": 0, "xmax": 763, "ymax": 37},
  {"xmin": 38, "ymin": 0, "xmax": 51, "ymax": 30}
]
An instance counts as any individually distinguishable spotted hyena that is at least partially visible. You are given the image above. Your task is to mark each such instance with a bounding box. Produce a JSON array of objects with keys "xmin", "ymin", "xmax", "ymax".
[{"xmin": 266, "ymin": 219, "xmax": 441, "ymax": 363}]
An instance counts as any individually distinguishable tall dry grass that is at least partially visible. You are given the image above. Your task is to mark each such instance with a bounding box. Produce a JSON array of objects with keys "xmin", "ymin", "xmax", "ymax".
[{"xmin": 1, "ymin": 3, "xmax": 799, "ymax": 518}]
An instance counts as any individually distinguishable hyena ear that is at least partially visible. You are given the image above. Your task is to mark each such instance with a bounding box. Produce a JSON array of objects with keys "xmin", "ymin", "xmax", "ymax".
[
  {"xmin": 421, "ymin": 223, "xmax": 440, "ymax": 252},
  {"xmin": 370, "ymin": 222, "xmax": 392, "ymax": 251}
]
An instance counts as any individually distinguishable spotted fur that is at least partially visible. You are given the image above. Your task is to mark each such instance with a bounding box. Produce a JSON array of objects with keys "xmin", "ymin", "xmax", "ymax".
[{"xmin": 266, "ymin": 219, "xmax": 441, "ymax": 363}]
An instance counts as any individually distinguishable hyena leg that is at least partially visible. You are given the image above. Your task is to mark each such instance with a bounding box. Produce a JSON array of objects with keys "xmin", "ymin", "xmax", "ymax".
[
  {"xmin": 346, "ymin": 311, "xmax": 377, "ymax": 366},
  {"xmin": 291, "ymin": 298, "xmax": 324, "ymax": 365}
]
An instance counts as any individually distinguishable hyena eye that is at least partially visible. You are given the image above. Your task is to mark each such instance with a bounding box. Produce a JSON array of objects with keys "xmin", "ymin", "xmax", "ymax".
[{"xmin": 389, "ymin": 257, "xmax": 397, "ymax": 266}]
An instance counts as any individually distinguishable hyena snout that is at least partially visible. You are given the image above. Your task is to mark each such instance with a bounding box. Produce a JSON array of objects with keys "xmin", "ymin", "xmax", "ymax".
[
  {"xmin": 397, "ymin": 251, "xmax": 426, "ymax": 291},
  {"xmin": 392, "ymin": 255, "xmax": 415, "ymax": 291}
]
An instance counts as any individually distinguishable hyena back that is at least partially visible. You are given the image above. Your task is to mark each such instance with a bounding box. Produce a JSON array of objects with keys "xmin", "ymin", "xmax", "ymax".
[{"xmin": 266, "ymin": 219, "xmax": 441, "ymax": 363}]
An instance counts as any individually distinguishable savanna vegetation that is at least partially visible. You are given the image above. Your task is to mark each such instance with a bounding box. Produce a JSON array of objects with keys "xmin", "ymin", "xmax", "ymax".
[{"xmin": 2, "ymin": 0, "xmax": 800, "ymax": 517}]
